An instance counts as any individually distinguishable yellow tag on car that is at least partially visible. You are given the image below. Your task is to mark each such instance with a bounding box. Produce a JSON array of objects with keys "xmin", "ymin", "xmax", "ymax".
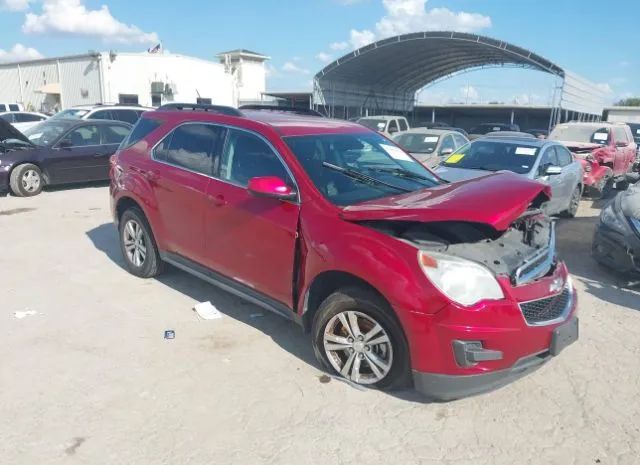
[{"xmin": 445, "ymin": 154, "xmax": 464, "ymax": 164}]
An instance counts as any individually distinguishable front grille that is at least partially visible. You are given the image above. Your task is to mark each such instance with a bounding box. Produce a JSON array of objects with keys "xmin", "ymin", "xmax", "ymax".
[{"xmin": 519, "ymin": 286, "xmax": 571, "ymax": 325}]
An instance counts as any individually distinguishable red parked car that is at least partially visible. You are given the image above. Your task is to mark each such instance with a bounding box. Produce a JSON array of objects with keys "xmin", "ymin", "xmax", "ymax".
[
  {"xmin": 549, "ymin": 122, "xmax": 637, "ymax": 197},
  {"xmin": 110, "ymin": 105, "xmax": 578, "ymax": 400}
]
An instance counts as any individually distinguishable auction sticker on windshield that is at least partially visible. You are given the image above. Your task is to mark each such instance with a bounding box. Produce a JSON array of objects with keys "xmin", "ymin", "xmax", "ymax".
[
  {"xmin": 593, "ymin": 132, "xmax": 608, "ymax": 141},
  {"xmin": 381, "ymin": 144, "xmax": 413, "ymax": 161},
  {"xmin": 424, "ymin": 136, "xmax": 439, "ymax": 143},
  {"xmin": 445, "ymin": 153, "xmax": 465, "ymax": 164},
  {"xmin": 515, "ymin": 147, "xmax": 537, "ymax": 156}
]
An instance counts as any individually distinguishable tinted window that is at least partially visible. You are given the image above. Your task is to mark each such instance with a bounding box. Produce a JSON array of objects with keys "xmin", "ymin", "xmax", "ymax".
[
  {"xmin": 121, "ymin": 118, "xmax": 162, "ymax": 148},
  {"xmin": 112, "ymin": 109, "xmax": 139, "ymax": 124},
  {"xmin": 91, "ymin": 110, "xmax": 113, "ymax": 120},
  {"xmin": 118, "ymin": 94, "xmax": 139, "ymax": 105},
  {"xmin": 439, "ymin": 135, "xmax": 456, "ymax": 153},
  {"xmin": 398, "ymin": 119, "xmax": 408, "ymax": 131},
  {"xmin": 394, "ymin": 133, "xmax": 440, "ymax": 154},
  {"xmin": 220, "ymin": 129, "xmax": 290, "ymax": 187},
  {"xmin": 64, "ymin": 125, "xmax": 101, "ymax": 146},
  {"xmin": 441, "ymin": 140, "xmax": 540, "ymax": 175},
  {"xmin": 197, "ymin": 98, "xmax": 212, "ymax": 105},
  {"xmin": 101, "ymin": 125, "xmax": 130, "ymax": 144},
  {"xmin": 285, "ymin": 132, "xmax": 440, "ymax": 206},
  {"xmin": 0, "ymin": 114, "xmax": 15, "ymax": 122},
  {"xmin": 155, "ymin": 123, "xmax": 224, "ymax": 175},
  {"xmin": 51, "ymin": 108, "xmax": 89, "ymax": 119},
  {"xmin": 388, "ymin": 120, "xmax": 399, "ymax": 133},
  {"xmin": 358, "ymin": 119, "xmax": 387, "ymax": 131},
  {"xmin": 14, "ymin": 113, "xmax": 44, "ymax": 122},
  {"xmin": 555, "ymin": 145, "xmax": 573, "ymax": 167},
  {"xmin": 23, "ymin": 121, "xmax": 71, "ymax": 146},
  {"xmin": 538, "ymin": 147, "xmax": 560, "ymax": 176},
  {"xmin": 0, "ymin": 105, "xmax": 7, "ymax": 112},
  {"xmin": 9, "ymin": 104, "xmax": 19, "ymax": 111},
  {"xmin": 453, "ymin": 134, "xmax": 468, "ymax": 147}
]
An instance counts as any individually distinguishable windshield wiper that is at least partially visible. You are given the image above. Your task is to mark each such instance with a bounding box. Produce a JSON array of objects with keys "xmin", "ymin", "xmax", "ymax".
[
  {"xmin": 322, "ymin": 162, "xmax": 412, "ymax": 193},
  {"xmin": 367, "ymin": 166, "xmax": 435, "ymax": 183}
]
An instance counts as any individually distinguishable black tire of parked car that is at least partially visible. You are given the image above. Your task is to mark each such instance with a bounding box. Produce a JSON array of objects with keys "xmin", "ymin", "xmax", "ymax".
[
  {"xmin": 119, "ymin": 207, "xmax": 164, "ymax": 278},
  {"xmin": 9, "ymin": 163, "xmax": 43, "ymax": 197},
  {"xmin": 591, "ymin": 171, "xmax": 613, "ymax": 199},
  {"xmin": 311, "ymin": 287, "xmax": 412, "ymax": 391},
  {"xmin": 560, "ymin": 186, "xmax": 581, "ymax": 218}
]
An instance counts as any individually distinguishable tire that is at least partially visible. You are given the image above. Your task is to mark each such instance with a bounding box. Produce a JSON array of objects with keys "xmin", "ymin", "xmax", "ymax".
[
  {"xmin": 312, "ymin": 287, "xmax": 411, "ymax": 391},
  {"xmin": 9, "ymin": 163, "xmax": 43, "ymax": 197},
  {"xmin": 119, "ymin": 207, "xmax": 164, "ymax": 278},
  {"xmin": 560, "ymin": 185, "xmax": 581, "ymax": 218}
]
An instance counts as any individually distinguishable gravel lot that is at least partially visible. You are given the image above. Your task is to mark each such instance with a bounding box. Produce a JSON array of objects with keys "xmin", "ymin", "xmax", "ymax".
[{"xmin": 2, "ymin": 184, "xmax": 639, "ymax": 465}]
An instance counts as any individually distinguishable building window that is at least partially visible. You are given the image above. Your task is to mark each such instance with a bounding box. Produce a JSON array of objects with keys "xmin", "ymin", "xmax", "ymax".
[
  {"xmin": 119, "ymin": 94, "xmax": 139, "ymax": 105},
  {"xmin": 197, "ymin": 97, "xmax": 212, "ymax": 105},
  {"xmin": 151, "ymin": 94, "xmax": 162, "ymax": 107}
]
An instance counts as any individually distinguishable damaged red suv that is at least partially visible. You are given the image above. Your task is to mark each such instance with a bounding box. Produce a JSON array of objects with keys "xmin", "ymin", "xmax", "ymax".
[{"xmin": 110, "ymin": 105, "xmax": 578, "ymax": 400}]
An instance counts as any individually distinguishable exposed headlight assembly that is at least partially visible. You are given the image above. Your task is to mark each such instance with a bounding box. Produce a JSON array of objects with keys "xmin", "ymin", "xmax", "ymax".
[{"xmin": 418, "ymin": 251, "xmax": 504, "ymax": 307}]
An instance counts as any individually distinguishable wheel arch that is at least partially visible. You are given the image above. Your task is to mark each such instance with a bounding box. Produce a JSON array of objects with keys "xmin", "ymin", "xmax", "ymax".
[{"xmin": 9, "ymin": 161, "xmax": 50, "ymax": 185}]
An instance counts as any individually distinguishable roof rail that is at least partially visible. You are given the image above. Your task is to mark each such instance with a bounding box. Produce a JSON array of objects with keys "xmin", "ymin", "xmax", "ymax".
[
  {"xmin": 158, "ymin": 103, "xmax": 243, "ymax": 117},
  {"xmin": 239, "ymin": 104, "xmax": 324, "ymax": 117}
]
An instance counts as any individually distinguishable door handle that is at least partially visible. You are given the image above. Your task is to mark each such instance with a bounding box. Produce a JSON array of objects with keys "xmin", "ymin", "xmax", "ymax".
[{"xmin": 209, "ymin": 194, "xmax": 227, "ymax": 207}]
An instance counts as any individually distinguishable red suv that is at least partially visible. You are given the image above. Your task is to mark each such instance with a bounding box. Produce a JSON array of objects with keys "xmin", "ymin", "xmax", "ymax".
[
  {"xmin": 549, "ymin": 122, "xmax": 638, "ymax": 197},
  {"xmin": 110, "ymin": 105, "xmax": 578, "ymax": 400}
]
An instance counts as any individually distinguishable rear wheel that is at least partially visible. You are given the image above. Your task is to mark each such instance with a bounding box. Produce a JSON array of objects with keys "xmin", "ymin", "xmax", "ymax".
[
  {"xmin": 312, "ymin": 287, "xmax": 411, "ymax": 390},
  {"xmin": 10, "ymin": 164, "xmax": 43, "ymax": 197},
  {"xmin": 560, "ymin": 186, "xmax": 581, "ymax": 218},
  {"xmin": 119, "ymin": 207, "xmax": 164, "ymax": 278}
]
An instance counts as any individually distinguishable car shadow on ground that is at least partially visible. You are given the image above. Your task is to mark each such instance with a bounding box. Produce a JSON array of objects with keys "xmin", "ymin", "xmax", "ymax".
[
  {"xmin": 85, "ymin": 222, "xmax": 426, "ymax": 401},
  {"xmin": 555, "ymin": 215, "xmax": 640, "ymax": 312}
]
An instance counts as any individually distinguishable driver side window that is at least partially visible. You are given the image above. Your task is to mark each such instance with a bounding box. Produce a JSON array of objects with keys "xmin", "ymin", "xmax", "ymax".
[
  {"xmin": 440, "ymin": 135, "xmax": 455, "ymax": 153},
  {"xmin": 537, "ymin": 146, "xmax": 559, "ymax": 176},
  {"xmin": 62, "ymin": 125, "xmax": 101, "ymax": 147}
]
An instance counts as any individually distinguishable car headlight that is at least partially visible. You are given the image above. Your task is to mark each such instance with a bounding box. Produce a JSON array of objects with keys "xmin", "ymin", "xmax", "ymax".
[
  {"xmin": 600, "ymin": 204, "xmax": 626, "ymax": 233},
  {"xmin": 629, "ymin": 216, "xmax": 640, "ymax": 235},
  {"xmin": 418, "ymin": 250, "xmax": 504, "ymax": 306}
]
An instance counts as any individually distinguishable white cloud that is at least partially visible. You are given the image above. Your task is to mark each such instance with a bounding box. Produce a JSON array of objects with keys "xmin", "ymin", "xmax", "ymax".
[
  {"xmin": 282, "ymin": 61, "xmax": 310, "ymax": 74},
  {"xmin": 315, "ymin": 52, "xmax": 333, "ymax": 63},
  {"xmin": 0, "ymin": 0, "xmax": 32, "ymax": 11},
  {"xmin": 344, "ymin": 0, "xmax": 491, "ymax": 50},
  {"xmin": 330, "ymin": 41, "xmax": 349, "ymax": 51},
  {"xmin": 23, "ymin": 0, "xmax": 159, "ymax": 44},
  {"xmin": 596, "ymin": 83, "xmax": 613, "ymax": 94},
  {"xmin": 460, "ymin": 84, "xmax": 479, "ymax": 102},
  {"xmin": 0, "ymin": 43, "xmax": 43, "ymax": 63}
]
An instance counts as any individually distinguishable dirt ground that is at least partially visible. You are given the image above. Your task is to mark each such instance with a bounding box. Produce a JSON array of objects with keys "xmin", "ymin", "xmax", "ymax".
[{"xmin": 1, "ymin": 184, "xmax": 639, "ymax": 465}]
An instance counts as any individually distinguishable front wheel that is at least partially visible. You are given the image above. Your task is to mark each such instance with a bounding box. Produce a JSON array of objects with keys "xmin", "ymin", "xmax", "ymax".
[
  {"xmin": 312, "ymin": 287, "xmax": 411, "ymax": 390},
  {"xmin": 560, "ymin": 186, "xmax": 581, "ymax": 218},
  {"xmin": 9, "ymin": 164, "xmax": 43, "ymax": 197}
]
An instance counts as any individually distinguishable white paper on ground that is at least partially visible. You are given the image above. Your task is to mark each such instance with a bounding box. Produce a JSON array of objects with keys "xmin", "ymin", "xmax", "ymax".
[
  {"xmin": 193, "ymin": 301, "xmax": 223, "ymax": 320},
  {"xmin": 14, "ymin": 310, "xmax": 38, "ymax": 319}
]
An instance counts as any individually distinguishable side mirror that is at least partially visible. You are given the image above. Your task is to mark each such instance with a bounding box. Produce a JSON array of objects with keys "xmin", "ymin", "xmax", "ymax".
[
  {"xmin": 248, "ymin": 176, "xmax": 296, "ymax": 201},
  {"xmin": 440, "ymin": 147, "xmax": 454, "ymax": 156},
  {"xmin": 545, "ymin": 165, "xmax": 562, "ymax": 175}
]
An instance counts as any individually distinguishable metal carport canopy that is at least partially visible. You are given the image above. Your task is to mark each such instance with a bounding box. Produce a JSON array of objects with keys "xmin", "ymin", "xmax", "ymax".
[{"xmin": 313, "ymin": 31, "xmax": 606, "ymax": 116}]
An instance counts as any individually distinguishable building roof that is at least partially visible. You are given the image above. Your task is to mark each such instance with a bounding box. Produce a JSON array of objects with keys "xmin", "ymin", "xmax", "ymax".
[{"xmin": 217, "ymin": 49, "xmax": 270, "ymax": 60}]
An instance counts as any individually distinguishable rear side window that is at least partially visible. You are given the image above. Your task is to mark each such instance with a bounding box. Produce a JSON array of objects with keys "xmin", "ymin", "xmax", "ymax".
[
  {"xmin": 398, "ymin": 119, "xmax": 408, "ymax": 131},
  {"xmin": 0, "ymin": 105, "xmax": 7, "ymax": 112},
  {"xmin": 121, "ymin": 118, "xmax": 162, "ymax": 148},
  {"xmin": 0, "ymin": 114, "xmax": 15, "ymax": 122},
  {"xmin": 14, "ymin": 113, "xmax": 43, "ymax": 122},
  {"xmin": 101, "ymin": 125, "xmax": 130, "ymax": 144},
  {"xmin": 388, "ymin": 120, "xmax": 398, "ymax": 133},
  {"xmin": 112, "ymin": 109, "xmax": 139, "ymax": 124},
  {"xmin": 9, "ymin": 104, "xmax": 19, "ymax": 111},
  {"xmin": 91, "ymin": 110, "xmax": 113, "ymax": 120},
  {"xmin": 219, "ymin": 129, "xmax": 291, "ymax": 187},
  {"xmin": 154, "ymin": 123, "xmax": 225, "ymax": 175}
]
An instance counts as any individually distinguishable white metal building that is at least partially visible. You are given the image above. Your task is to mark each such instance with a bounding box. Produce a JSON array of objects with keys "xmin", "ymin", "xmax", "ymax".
[{"xmin": 0, "ymin": 50, "xmax": 269, "ymax": 112}]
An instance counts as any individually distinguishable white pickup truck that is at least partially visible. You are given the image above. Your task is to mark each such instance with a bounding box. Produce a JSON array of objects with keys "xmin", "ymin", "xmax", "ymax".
[{"xmin": 357, "ymin": 115, "xmax": 410, "ymax": 137}]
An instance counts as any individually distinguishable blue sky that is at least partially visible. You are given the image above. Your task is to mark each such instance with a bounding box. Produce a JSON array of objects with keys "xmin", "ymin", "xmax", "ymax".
[{"xmin": 0, "ymin": 0, "xmax": 638, "ymax": 104}]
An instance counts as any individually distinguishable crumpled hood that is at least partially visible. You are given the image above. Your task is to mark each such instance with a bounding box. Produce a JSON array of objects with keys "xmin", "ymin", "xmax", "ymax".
[
  {"xmin": 0, "ymin": 119, "xmax": 32, "ymax": 145},
  {"xmin": 341, "ymin": 171, "xmax": 550, "ymax": 231},
  {"xmin": 557, "ymin": 141, "xmax": 602, "ymax": 153}
]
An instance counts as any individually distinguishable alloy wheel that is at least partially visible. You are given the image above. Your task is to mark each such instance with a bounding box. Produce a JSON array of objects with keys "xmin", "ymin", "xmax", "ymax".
[
  {"xmin": 569, "ymin": 187, "xmax": 580, "ymax": 215},
  {"xmin": 21, "ymin": 170, "xmax": 41, "ymax": 193},
  {"xmin": 123, "ymin": 220, "xmax": 147, "ymax": 267},
  {"xmin": 323, "ymin": 310, "xmax": 393, "ymax": 384}
]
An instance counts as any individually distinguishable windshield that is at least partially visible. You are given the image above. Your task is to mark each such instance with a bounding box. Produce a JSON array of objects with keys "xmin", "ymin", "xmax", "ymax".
[
  {"xmin": 284, "ymin": 132, "xmax": 440, "ymax": 206},
  {"xmin": 22, "ymin": 121, "xmax": 70, "ymax": 146},
  {"xmin": 549, "ymin": 124, "xmax": 610, "ymax": 144},
  {"xmin": 358, "ymin": 119, "xmax": 387, "ymax": 131},
  {"xmin": 441, "ymin": 140, "xmax": 539, "ymax": 174},
  {"xmin": 51, "ymin": 109, "xmax": 90, "ymax": 120},
  {"xmin": 393, "ymin": 133, "xmax": 440, "ymax": 154}
]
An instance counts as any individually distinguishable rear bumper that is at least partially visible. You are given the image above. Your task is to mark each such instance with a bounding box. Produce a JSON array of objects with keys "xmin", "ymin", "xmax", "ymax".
[{"xmin": 413, "ymin": 317, "xmax": 579, "ymax": 401}]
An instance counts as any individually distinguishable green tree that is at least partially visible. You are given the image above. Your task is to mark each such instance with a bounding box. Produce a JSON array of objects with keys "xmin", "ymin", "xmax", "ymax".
[{"xmin": 615, "ymin": 97, "xmax": 640, "ymax": 106}]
